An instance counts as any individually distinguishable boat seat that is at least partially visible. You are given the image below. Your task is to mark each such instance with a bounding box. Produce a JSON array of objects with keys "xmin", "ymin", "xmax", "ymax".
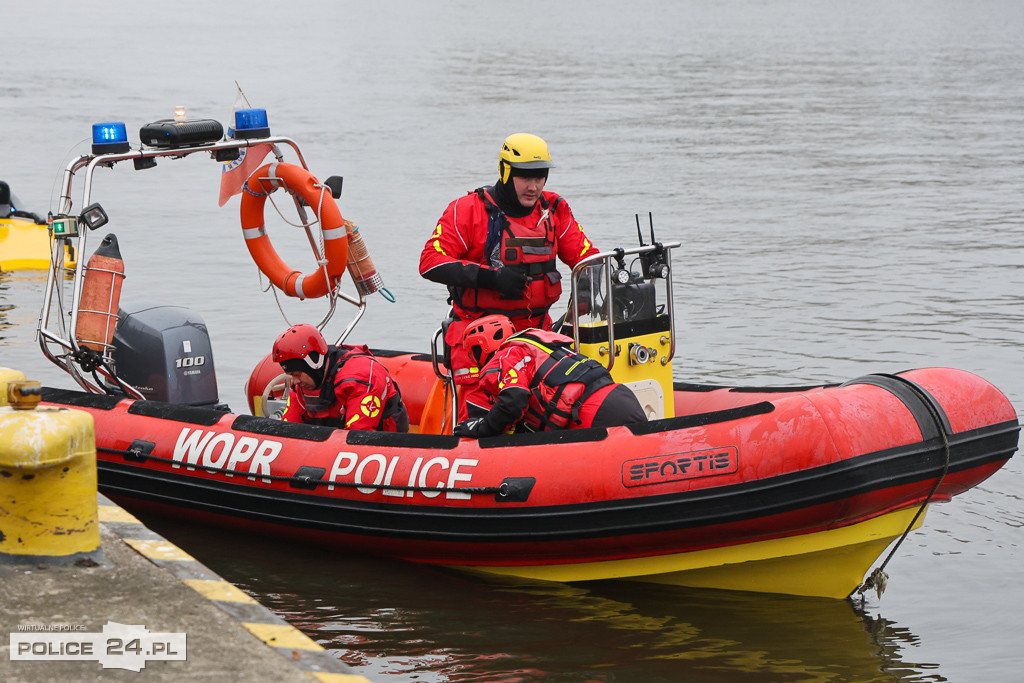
[
  {"xmin": 416, "ymin": 317, "xmax": 458, "ymax": 435},
  {"xmin": 418, "ymin": 377, "xmax": 454, "ymax": 435}
]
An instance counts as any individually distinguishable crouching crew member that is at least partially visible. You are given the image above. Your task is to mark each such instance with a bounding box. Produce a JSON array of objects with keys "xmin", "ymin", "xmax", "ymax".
[
  {"xmin": 454, "ymin": 315, "xmax": 647, "ymax": 438},
  {"xmin": 273, "ymin": 324, "xmax": 409, "ymax": 432}
]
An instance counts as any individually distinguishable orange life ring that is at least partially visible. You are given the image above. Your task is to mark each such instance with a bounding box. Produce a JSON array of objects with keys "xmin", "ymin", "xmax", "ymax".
[{"xmin": 239, "ymin": 162, "xmax": 349, "ymax": 299}]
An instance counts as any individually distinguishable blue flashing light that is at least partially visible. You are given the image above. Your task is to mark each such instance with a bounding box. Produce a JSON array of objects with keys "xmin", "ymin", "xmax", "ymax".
[
  {"xmin": 91, "ymin": 121, "xmax": 130, "ymax": 155},
  {"xmin": 232, "ymin": 108, "xmax": 271, "ymax": 139},
  {"xmin": 236, "ymin": 108, "xmax": 268, "ymax": 130}
]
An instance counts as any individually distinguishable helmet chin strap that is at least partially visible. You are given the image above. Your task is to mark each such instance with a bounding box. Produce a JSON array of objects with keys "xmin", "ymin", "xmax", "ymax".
[
  {"xmin": 280, "ymin": 350, "xmax": 329, "ymax": 390},
  {"xmin": 304, "ymin": 350, "xmax": 329, "ymax": 389},
  {"xmin": 471, "ymin": 346, "xmax": 487, "ymax": 366},
  {"xmin": 303, "ymin": 351, "xmax": 326, "ymax": 370}
]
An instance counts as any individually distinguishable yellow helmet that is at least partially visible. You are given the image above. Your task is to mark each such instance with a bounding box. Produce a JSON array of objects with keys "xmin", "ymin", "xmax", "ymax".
[{"xmin": 499, "ymin": 133, "xmax": 555, "ymax": 183}]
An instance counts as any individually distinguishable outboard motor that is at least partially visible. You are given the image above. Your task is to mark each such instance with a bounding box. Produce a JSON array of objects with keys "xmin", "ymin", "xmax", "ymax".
[{"xmin": 111, "ymin": 301, "xmax": 222, "ymax": 407}]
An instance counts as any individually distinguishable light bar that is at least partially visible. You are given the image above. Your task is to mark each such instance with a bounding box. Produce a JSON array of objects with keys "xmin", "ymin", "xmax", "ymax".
[
  {"xmin": 140, "ymin": 118, "xmax": 224, "ymax": 148},
  {"xmin": 232, "ymin": 108, "xmax": 270, "ymax": 139},
  {"xmin": 91, "ymin": 122, "xmax": 130, "ymax": 155}
]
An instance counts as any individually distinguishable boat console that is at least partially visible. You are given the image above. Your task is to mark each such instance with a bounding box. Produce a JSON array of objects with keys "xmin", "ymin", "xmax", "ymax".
[{"xmin": 567, "ymin": 217, "xmax": 678, "ymax": 419}]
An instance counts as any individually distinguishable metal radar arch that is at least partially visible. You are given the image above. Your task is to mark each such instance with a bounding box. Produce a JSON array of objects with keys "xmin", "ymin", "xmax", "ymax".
[{"xmin": 37, "ymin": 106, "xmax": 379, "ymax": 407}]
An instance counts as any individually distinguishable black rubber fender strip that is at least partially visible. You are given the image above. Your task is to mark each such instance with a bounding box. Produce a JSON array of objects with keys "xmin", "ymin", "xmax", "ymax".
[
  {"xmin": 673, "ymin": 381, "xmax": 840, "ymax": 394},
  {"xmin": 840, "ymin": 373, "xmax": 952, "ymax": 440},
  {"xmin": 730, "ymin": 383, "xmax": 841, "ymax": 394},
  {"xmin": 127, "ymin": 400, "xmax": 226, "ymax": 427},
  {"xmin": 478, "ymin": 426, "xmax": 609, "ymax": 449},
  {"xmin": 41, "ymin": 387, "xmax": 123, "ymax": 411},
  {"xmin": 347, "ymin": 429, "xmax": 461, "ymax": 450},
  {"xmin": 627, "ymin": 401, "xmax": 775, "ymax": 437},
  {"xmin": 231, "ymin": 414, "xmax": 336, "ymax": 442},
  {"xmin": 367, "ymin": 348, "xmax": 415, "ymax": 358}
]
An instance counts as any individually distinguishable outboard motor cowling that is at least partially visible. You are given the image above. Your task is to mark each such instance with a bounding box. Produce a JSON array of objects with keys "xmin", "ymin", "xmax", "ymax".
[{"xmin": 112, "ymin": 301, "xmax": 220, "ymax": 406}]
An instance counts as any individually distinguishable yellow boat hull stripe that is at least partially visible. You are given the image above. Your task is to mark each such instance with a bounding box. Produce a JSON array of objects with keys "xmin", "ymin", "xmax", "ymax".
[{"xmin": 463, "ymin": 506, "xmax": 925, "ymax": 599}]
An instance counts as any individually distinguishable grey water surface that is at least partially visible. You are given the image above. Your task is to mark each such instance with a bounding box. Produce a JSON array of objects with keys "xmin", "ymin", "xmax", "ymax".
[{"xmin": 2, "ymin": 1, "xmax": 1022, "ymax": 680}]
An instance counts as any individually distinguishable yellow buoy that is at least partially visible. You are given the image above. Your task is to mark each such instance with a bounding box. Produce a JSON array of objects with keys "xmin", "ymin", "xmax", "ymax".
[{"xmin": 0, "ymin": 377, "xmax": 101, "ymax": 562}]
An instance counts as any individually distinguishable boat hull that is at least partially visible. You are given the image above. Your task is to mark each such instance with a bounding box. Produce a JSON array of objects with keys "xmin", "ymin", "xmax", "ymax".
[{"xmin": 40, "ymin": 363, "xmax": 1018, "ymax": 598}]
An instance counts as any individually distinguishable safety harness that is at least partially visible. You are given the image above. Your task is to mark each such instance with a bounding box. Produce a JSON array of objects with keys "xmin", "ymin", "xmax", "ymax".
[
  {"xmin": 449, "ymin": 187, "xmax": 564, "ymax": 320},
  {"xmin": 512, "ymin": 331, "xmax": 614, "ymax": 431},
  {"xmin": 303, "ymin": 346, "xmax": 406, "ymax": 430}
]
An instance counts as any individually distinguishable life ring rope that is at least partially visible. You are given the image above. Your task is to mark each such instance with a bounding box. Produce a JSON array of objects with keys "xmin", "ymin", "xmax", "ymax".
[
  {"xmin": 239, "ymin": 162, "xmax": 349, "ymax": 300},
  {"xmin": 259, "ymin": 181, "xmax": 331, "ymax": 272}
]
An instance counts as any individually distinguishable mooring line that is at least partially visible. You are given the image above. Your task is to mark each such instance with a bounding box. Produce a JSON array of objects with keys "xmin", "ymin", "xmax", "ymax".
[{"xmin": 853, "ymin": 374, "xmax": 952, "ymax": 601}]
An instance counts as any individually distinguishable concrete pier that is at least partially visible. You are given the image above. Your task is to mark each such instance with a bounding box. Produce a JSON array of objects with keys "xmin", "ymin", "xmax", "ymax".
[{"xmin": 1, "ymin": 494, "xmax": 370, "ymax": 682}]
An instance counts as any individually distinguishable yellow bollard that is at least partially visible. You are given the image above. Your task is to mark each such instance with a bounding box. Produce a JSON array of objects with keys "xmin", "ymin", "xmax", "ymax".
[{"xmin": 0, "ymin": 377, "xmax": 101, "ymax": 562}]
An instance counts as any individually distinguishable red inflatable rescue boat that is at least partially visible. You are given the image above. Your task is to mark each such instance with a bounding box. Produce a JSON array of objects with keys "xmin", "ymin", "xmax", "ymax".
[
  {"xmin": 34, "ymin": 112, "xmax": 1018, "ymax": 599},
  {"xmin": 40, "ymin": 361, "xmax": 1017, "ymax": 598}
]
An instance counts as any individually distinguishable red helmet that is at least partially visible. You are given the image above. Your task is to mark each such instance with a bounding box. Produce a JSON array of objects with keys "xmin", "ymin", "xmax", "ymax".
[
  {"xmin": 273, "ymin": 324, "xmax": 329, "ymax": 371},
  {"xmin": 463, "ymin": 315, "xmax": 515, "ymax": 366}
]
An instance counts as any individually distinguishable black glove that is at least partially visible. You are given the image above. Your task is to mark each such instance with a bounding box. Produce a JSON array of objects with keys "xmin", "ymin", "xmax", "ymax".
[
  {"xmin": 454, "ymin": 416, "xmax": 505, "ymax": 439},
  {"xmin": 478, "ymin": 266, "xmax": 528, "ymax": 298},
  {"xmin": 454, "ymin": 418, "xmax": 485, "ymax": 439}
]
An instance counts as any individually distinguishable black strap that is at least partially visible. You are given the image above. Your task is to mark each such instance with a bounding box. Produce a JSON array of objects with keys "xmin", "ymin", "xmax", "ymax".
[
  {"xmin": 840, "ymin": 373, "xmax": 952, "ymax": 440},
  {"xmin": 476, "ymin": 187, "xmax": 506, "ymax": 258},
  {"xmin": 516, "ymin": 260, "xmax": 558, "ymax": 276}
]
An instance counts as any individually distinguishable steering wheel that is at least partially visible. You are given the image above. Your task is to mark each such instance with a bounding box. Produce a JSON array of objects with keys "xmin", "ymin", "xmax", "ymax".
[{"xmin": 260, "ymin": 372, "xmax": 290, "ymax": 418}]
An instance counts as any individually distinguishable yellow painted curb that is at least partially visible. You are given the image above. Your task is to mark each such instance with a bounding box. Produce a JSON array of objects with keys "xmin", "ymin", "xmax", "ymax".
[
  {"xmin": 97, "ymin": 504, "xmax": 142, "ymax": 524},
  {"xmin": 312, "ymin": 673, "xmax": 376, "ymax": 682},
  {"xmin": 123, "ymin": 537, "xmax": 196, "ymax": 562},
  {"xmin": 243, "ymin": 622, "xmax": 323, "ymax": 651},
  {"xmin": 182, "ymin": 579, "xmax": 260, "ymax": 604}
]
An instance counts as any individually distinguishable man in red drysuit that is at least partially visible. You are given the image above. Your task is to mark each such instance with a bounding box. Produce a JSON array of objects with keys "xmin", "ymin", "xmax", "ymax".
[
  {"xmin": 273, "ymin": 324, "xmax": 409, "ymax": 432},
  {"xmin": 453, "ymin": 315, "xmax": 647, "ymax": 438},
  {"xmin": 419, "ymin": 133, "xmax": 599, "ymax": 419}
]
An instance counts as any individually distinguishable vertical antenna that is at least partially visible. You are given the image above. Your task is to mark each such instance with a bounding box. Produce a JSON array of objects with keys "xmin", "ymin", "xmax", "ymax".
[
  {"xmin": 234, "ymin": 81, "xmax": 252, "ymax": 108},
  {"xmin": 649, "ymin": 211, "xmax": 655, "ymax": 243},
  {"xmin": 635, "ymin": 214, "xmax": 646, "ymax": 246}
]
